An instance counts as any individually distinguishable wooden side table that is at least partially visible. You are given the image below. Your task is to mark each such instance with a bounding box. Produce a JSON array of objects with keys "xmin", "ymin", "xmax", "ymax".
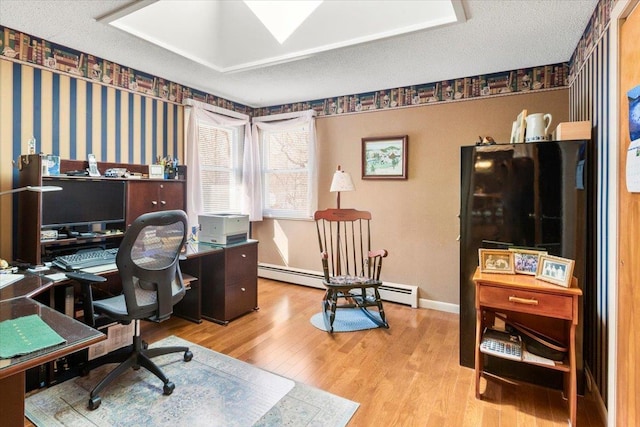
[{"xmin": 473, "ymin": 267, "xmax": 582, "ymax": 426}]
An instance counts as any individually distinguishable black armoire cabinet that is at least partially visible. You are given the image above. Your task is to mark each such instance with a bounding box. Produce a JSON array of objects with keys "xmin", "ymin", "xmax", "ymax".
[{"xmin": 459, "ymin": 140, "xmax": 593, "ymax": 391}]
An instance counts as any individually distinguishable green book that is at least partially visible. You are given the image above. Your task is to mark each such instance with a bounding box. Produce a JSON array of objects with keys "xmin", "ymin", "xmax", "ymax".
[{"xmin": 0, "ymin": 314, "xmax": 66, "ymax": 359}]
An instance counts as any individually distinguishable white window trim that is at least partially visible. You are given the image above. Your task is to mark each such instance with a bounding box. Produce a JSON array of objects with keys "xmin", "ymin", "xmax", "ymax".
[
  {"xmin": 184, "ymin": 100, "xmax": 261, "ymax": 226},
  {"xmin": 252, "ymin": 110, "xmax": 318, "ymax": 219}
]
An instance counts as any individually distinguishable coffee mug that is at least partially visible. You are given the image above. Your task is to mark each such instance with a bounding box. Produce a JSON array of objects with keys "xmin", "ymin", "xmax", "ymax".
[{"xmin": 525, "ymin": 113, "xmax": 553, "ymax": 142}]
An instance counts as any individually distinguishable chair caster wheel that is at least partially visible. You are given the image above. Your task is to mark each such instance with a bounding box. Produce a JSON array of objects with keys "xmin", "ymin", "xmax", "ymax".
[
  {"xmin": 163, "ymin": 381, "xmax": 175, "ymax": 395},
  {"xmin": 88, "ymin": 396, "xmax": 101, "ymax": 410},
  {"xmin": 142, "ymin": 341, "xmax": 149, "ymax": 350},
  {"xmin": 184, "ymin": 350, "xmax": 193, "ymax": 362}
]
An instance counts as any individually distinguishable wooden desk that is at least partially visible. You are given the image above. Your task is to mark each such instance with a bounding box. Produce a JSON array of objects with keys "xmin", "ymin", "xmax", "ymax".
[
  {"xmin": 0, "ymin": 273, "xmax": 55, "ymax": 301},
  {"xmin": 173, "ymin": 242, "xmax": 223, "ymax": 323},
  {"xmin": 0, "ymin": 297, "xmax": 104, "ymax": 426},
  {"xmin": 473, "ymin": 268, "xmax": 582, "ymax": 427}
]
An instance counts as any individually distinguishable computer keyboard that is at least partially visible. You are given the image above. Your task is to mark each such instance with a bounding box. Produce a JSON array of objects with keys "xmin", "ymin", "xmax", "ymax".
[{"xmin": 53, "ymin": 248, "xmax": 118, "ymax": 271}]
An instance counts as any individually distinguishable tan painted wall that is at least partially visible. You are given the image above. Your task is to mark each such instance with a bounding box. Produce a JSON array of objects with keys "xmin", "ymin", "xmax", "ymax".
[{"xmin": 253, "ymin": 89, "xmax": 569, "ymax": 305}]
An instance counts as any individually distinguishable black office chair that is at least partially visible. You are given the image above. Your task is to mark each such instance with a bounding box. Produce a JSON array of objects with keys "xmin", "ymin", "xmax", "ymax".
[{"xmin": 66, "ymin": 210, "xmax": 193, "ymax": 410}]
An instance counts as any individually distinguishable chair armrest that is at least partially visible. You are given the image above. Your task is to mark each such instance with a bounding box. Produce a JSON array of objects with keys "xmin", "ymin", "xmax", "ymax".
[
  {"xmin": 367, "ymin": 249, "xmax": 388, "ymax": 281},
  {"xmin": 65, "ymin": 272, "xmax": 107, "ymax": 327},
  {"xmin": 65, "ymin": 271, "xmax": 107, "ymax": 284},
  {"xmin": 320, "ymin": 251, "xmax": 330, "ymax": 281},
  {"xmin": 369, "ymin": 249, "xmax": 388, "ymax": 258}
]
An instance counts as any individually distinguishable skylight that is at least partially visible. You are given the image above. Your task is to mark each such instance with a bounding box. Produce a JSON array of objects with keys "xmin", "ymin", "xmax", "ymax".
[
  {"xmin": 244, "ymin": 0, "xmax": 323, "ymax": 44},
  {"xmin": 98, "ymin": 0, "xmax": 464, "ymax": 73}
]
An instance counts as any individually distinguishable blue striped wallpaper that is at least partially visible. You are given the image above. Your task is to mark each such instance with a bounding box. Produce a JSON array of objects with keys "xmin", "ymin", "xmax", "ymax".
[
  {"xmin": 0, "ymin": 59, "xmax": 183, "ymax": 258},
  {"xmin": 2, "ymin": 59, "xmax": 183, "ymax": 170},
  {"xmin": 569, "ymin": 11, "xmax": 610, "ymax": 405}
]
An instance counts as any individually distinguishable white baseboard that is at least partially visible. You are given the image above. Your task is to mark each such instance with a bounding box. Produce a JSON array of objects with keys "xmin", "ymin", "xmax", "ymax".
[
  {"xmin": 258, "ymin": 263, "xmax": 419, "ymax": 308},
  {"xmin": 419, "ymin": 298, "xmax": 460, "ymax": 314}
]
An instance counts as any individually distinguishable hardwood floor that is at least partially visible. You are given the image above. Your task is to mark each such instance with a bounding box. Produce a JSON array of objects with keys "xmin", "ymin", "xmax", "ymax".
[{"xmin": 27, "ymin": 279, "xmax": 606, "ymax": 426}]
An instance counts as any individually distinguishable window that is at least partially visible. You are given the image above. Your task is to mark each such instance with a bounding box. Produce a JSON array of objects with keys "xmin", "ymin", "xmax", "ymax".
[
  {"xmin": 196, "ymin": 123, "xmax": 244, "ymax": 213},
  {"xmin": 260, "ymin": 122, "xmax": 316, "ymax": 218}
]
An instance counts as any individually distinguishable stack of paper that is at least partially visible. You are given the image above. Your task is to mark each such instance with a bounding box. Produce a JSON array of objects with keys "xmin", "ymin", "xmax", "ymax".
[{"xmin": 0, "ymin": 273, "xmax": 24, "ymax": 289}]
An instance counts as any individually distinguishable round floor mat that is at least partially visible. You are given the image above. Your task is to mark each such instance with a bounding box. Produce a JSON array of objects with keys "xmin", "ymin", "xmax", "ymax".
[{"xmin": 310, "ymin": 308, "xmax": 383, "ymax": 332}]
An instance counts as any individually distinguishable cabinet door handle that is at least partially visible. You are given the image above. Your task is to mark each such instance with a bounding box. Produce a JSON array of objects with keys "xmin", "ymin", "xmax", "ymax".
[
  {"xmin": 241, "ymin": 254, "xmax": 246, "ymax": 258},
  {"xmin": 151, "ymin": 201, "xmax": 158, "ymax": 206},
  {"xmin": 508, "ymin": 296, "xmax": 538, "ymax": 305},
  {"xmin": 160, "ymin": 200, "xmax": 166, "ymax": 206},
  {"xmin": 241, "ymin": 287, "xmax": 246, "ymax": 292}
]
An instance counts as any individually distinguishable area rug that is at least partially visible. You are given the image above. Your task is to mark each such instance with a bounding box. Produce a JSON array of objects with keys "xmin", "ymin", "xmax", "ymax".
[
  {"xmin": 310, "ymin": 308, "xmax": 384, "ymax": 332},
  {"xmin": 25, "ymin": 336, "xmax": 358, "ymax": 427}
]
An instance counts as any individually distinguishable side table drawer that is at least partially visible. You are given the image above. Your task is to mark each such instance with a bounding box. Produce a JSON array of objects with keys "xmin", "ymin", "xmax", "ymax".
[{"xmin": 478, "ymin": 285, "xmax": 573, "ymax": 320}]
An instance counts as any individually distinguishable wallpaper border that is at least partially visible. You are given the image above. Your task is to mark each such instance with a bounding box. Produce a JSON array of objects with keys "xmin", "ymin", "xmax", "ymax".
[{"xmin": 1, "ymin": 24, "xmax": 573, "ymax": 119}]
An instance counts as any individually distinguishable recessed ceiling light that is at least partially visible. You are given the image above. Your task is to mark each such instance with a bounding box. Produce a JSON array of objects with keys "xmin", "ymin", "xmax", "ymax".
[{"xmin": 244, "ymin": 0, "xmax": 323, "ymax": 44}]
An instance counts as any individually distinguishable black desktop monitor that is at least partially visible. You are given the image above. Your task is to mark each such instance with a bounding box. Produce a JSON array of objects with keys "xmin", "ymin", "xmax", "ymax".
[{"xmin": 41, "ymin": 178, "xmax": 126, "ymax": 229}]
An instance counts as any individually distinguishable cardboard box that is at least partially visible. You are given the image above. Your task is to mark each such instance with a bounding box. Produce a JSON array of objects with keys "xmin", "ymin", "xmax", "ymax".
[
  {"xmin": 87, "ymin": 322, "xmax": 134, "ymax": 360},
  {"xmin": 552, "ymin": 121, "xmax": 591, "ymax": 141}
]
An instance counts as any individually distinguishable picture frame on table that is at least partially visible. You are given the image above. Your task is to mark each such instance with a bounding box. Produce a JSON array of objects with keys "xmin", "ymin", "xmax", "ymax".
[
  {"xmin": 148, "ymin": 164, "xmax": 164, "ymax": 179},
  {"xmin": 535, "ymin": 254, "xmax": 575, "ymax": 288},
  {"xmin": 362, "ymin": 135, "xmax": 408, "ymax": 180},
  {"xmin": 508, "ymin": 247, "xmax": 548, "ymax": 275},
  {"xmin": 478, "ymin": 248, "xmax": 515, "ymax": 274}
]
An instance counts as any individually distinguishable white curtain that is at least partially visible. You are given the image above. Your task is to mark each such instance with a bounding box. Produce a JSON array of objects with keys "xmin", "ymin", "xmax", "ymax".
[
  {"xmin": 184, "ymin": 100, "xmax": 261, "ymax": 228},
  {"xmin": 252, "ymin": 110, "xmax": 318, "ymax": 217}
]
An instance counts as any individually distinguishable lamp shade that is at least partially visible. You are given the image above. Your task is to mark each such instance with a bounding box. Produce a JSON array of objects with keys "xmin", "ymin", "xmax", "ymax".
[{"xmin": 330, "ymin": 169, "xmax": 355, "ymax": 193}]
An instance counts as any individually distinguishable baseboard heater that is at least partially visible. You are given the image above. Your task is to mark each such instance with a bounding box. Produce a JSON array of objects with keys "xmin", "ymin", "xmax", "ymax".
[{"xmin": 258, "ymin": 263, "xmax": 418, "ymax": 308}]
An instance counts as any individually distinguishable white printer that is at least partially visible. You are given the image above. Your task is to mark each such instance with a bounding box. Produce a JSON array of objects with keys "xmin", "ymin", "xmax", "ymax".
[{"xmin": 198, "ymin": 213, "xmax": 249, "ymax": 245}]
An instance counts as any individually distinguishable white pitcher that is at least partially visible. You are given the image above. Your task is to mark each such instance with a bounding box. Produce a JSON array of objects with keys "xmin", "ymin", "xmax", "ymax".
[{"xmin": 525, "ymin": 113, "xmax": 553, "ymax": 142}]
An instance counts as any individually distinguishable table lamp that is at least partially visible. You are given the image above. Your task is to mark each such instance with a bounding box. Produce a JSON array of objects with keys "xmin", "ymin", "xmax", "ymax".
[
  {"xmin": 0, "ymin": 185, "xmax": 63, "ymax": 196},
  {"xmin": 329, "ymin": 165, "xmax": 355, "ymax": 209}
]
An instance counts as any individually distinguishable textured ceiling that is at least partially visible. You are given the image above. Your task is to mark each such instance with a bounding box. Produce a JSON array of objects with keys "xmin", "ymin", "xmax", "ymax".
[
  {"xmin": 0, "ymin": 0, "xmax": 598, "ymax": 108},
  {"xmin": 103, "ymin": 0, "xmax": 464, "ymax": 73}
]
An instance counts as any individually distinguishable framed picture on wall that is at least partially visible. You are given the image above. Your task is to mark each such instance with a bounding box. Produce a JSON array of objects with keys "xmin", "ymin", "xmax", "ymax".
[{"xmin": 361, "ymin": 135, "xmax": 408, "ymax": 180}]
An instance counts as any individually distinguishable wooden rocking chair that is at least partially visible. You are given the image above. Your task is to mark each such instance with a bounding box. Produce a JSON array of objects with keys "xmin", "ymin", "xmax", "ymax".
[{"xmin": 314, "ymin": 208, "xmax": 389, "ymax": 332}]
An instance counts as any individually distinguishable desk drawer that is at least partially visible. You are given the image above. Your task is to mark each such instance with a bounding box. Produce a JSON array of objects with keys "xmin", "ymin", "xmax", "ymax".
[
  {"xmin": 225, "ymin": 243, "xmax": 257, "ymax": 284},
  {"xmin": 478, "ymin": 285, "xmax": 573, "ymax": 320}
]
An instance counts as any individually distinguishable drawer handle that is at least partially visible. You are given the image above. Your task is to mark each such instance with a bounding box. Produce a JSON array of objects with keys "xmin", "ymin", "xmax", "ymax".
[
  {"xmin": 508, "ymin": 296, "xmax": 538, "ymax": 305},
  {"xmin": 241, "ymin": 287, "xmax": 246, "ymax": 292},
  {"xmin": 241, "ymin": 254, "xmax": 246, "ymax": 258}
]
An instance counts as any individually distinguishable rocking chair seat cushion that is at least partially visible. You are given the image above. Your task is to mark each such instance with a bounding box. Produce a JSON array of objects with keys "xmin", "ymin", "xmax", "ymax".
[{"xmin": 328, "ymin": 275, "xmax": 368, "ymax": 285}]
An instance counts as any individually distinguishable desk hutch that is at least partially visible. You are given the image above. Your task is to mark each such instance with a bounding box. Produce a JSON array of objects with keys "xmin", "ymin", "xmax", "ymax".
[{"xmin": 14, "ymin": 154, "xmax": 258, "ymax": 388}]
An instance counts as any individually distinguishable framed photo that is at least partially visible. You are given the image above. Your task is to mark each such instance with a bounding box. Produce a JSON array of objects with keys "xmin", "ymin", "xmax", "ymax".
[
  {"xmin": 508, "ymin": 247, "xmax": 548, "ymax": 275},
  {"xmin": 148, "ymin": 164, "xmax": 164, "ymax": 179},
  {"xmin": 535, "ymin": 255, "xmax": 575, "ymax": 287},
  {"xmin": 362, "ymin": 135, "xmax": 408, "ymax": 180},
  {"xmin": 478, "ymin": 249, "xmax": 515, "ymax": 274}
]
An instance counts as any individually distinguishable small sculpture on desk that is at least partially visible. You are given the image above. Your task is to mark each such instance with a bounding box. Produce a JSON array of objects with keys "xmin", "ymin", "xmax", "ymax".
[{"xmin": 476, "ymin": 136, "xmax": 496, "ymax": 146}]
